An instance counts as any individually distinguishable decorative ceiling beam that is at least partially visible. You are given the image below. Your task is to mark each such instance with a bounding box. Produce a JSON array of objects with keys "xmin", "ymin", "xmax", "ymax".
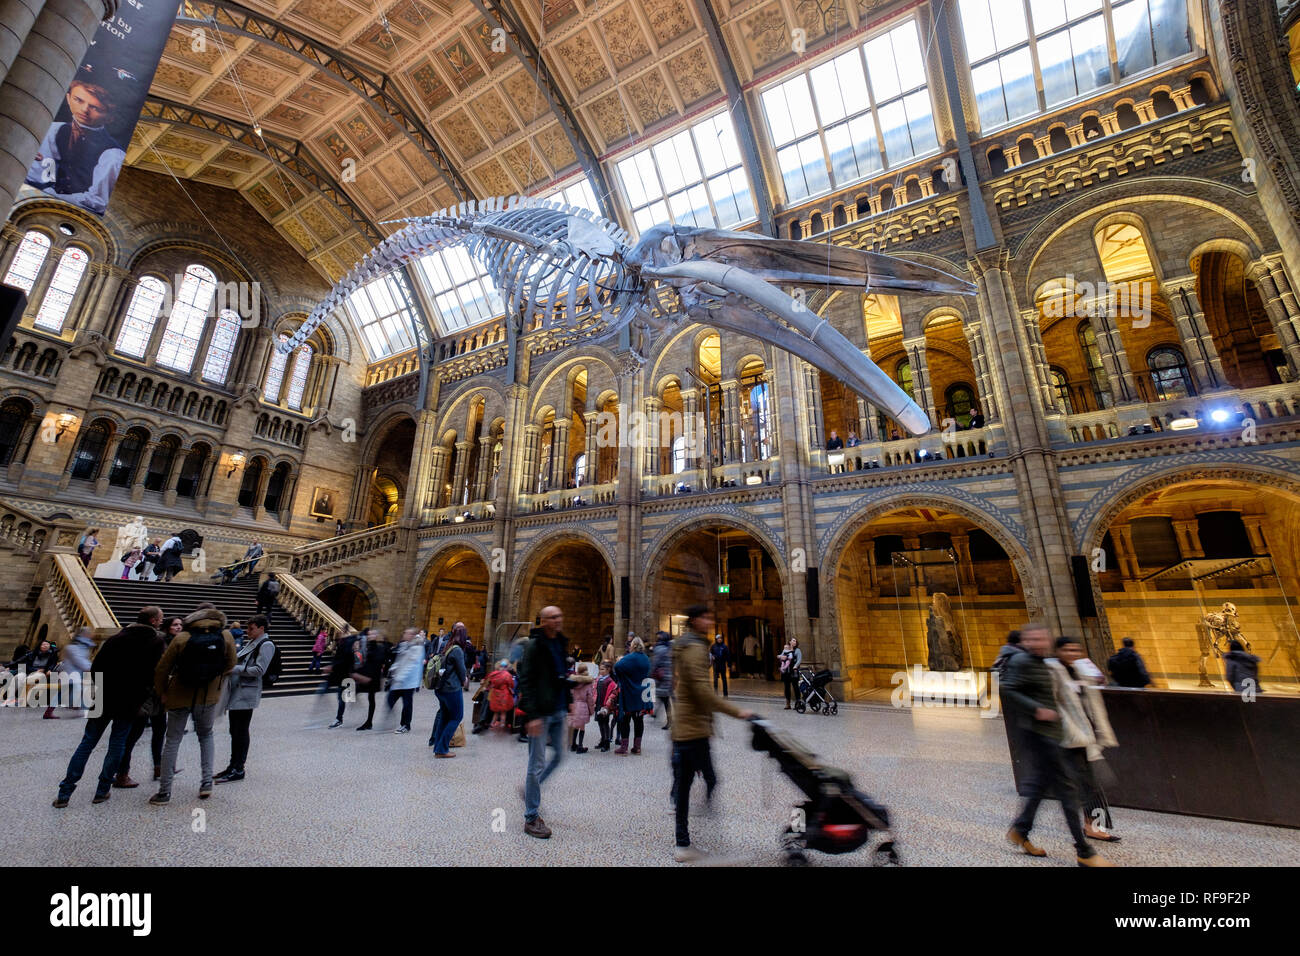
[
  {"xmin": 694, "ymin": 0, "xmax": 776, "ymax": 236},
  {"xmin": 139, "ymin": 95, "xmax": 384, "ymax": 245},
  {"xmin": 176, "ymin": 0, "xmax": 476, "ymax": 202},
  {"xmin": 468, "ymin": 0, "xmax": 619, "ymax": 223}
]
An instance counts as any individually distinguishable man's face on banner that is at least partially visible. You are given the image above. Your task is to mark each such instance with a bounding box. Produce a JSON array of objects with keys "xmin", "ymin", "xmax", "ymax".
[{"xmin": 67, "ymin": 84, "xmax": 111, "ymax": 127}]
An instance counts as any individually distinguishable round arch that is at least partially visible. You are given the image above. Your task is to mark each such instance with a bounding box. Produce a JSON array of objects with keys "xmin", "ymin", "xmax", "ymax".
[
  {"xmin": 511, "ymin": 529, "xmax": 616, "ymax": 648},
  {"xmin": 314, "ymin": 574, "xmax": 379, "ymax": 630},
  {"xmin": 414, "ymin": 541, "xmax": 492, "ymax": 638}
]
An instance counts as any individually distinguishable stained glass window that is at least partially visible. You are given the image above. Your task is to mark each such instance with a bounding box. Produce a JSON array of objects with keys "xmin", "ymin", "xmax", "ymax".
[
  {"xmin": 616, "ymin": 112, "xmax": 755, "ymax": 234},
  {"xmin": 201, "ymin": 308, "xmax": 241, "ymax": 384},
  {"xmin": 263, "ymin": 333, "xmax": 290, "ymax": 403},
  {"xmin": 156, "ymin": 264, "xmax": 217, "ymax": 373},
  {"xmin": 760, "ymin": 20, "xmax": 937, "ymax": 204},
  {"xmin": 115, "ymin": 276, "xmax": 167, "ymax": 358},
  {"xmin": 3, "ymin": 230, "xmax": 50, "ymax": 293},
  {"xmin": 33, "ymin": 246, "xmax": 88, "ymax": 332},
  {"xmin": 285, "ymin": 343, "xmax": 312, "ymax": 409}
]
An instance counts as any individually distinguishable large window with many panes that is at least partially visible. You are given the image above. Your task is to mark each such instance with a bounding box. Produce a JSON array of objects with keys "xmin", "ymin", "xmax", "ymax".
[
  {"xmin": 415, "ymin": 247, "xmax": 504, "ymax": 337},
  {"xmin": 760, "ymin": 19, "xmax": 939, "ymax": 204},
  {"xmin": 615, "ymin": 111, "xmax": 755, "ymax": 234},
  {"xmin": 958, "ymin": 0, "xmax": 1193, "ymax": 131},
  {"xmin": 347, "ymin": 273, "xmax": 418, "ymax": 361},
  {"xmin": 156, "ymin": 264, "xmax": 217, "ymax": 373},
  {"xmin": 33, "ymin": 246, "xmax": 89, "ymax": 332}
]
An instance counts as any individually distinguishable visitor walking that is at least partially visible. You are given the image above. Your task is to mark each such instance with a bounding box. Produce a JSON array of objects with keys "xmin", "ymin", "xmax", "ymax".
[
  {"xmin": 215, "ymin": 614, "xmax": 274, "ymax": 783},
  {"xmin": 669, "ymin": 604, "xmax": 753, "ymax": 862},
  {"xmin": 992, "ymin": 630, "xmax": 1023, "ymax": 676},
  {"xmin": 1223, "ymin": 640, "xmax": 1261, "ymax": 694},
  {"xmin": 1107, "ymin": 638, "xmax": 1152, "ymax": 688},
  {"xmin": 310, "ymin": 627, "xmax": 328, "ymax": 672},
  {"xmin": 709, "ymin": 634, "xmax": 730, "ymax": 696},
  {"xmin": 52, "ymin": 607, "xmax": 164, "ymax": 807},
  {"xmin": 613, "ymin": 637, "xmax": 652, "ymax": 755},
  {"xmin": 568, "ymin": 662, "xmax": 595, "ymax": 753},
  {"xmin": 157, "ymin": 534, "xmax": 184, "ymax": 582},
  {"xmin": 1001, "ymin": 623, "xmax": 1111, "ymax": 866},
  {"xmin": 256, "ymin": 573, "xmax": 280, "ymax": 617},
  {"xmin": 429, "ymin": 627, "xmax": 467, "ymax": 755},
  {"xmin": 1051, "ymin": 636, "xmax": 1121, "ymax": 843},
  {"xmin": 149, "ymin": 606, "xmax": 238, "ymax": 805},
  {"xmin": 484, "ymin": 660, "xmax": 516, "ymax": 732},
  {"xmin": 58, "ymin": 628, "xmax": 95, "ymax": 715},
  {"xmin": 354, "ymin": 629, "xmax": 391, "ymax": 730},
  {"xmin": 779, "ymin": 639, "xmax": 803, "ymax": 709},
  {"xmin": 325, "ymin": 627, "xmax": 362, "ymax": 728},
  {"xmin": 386, "ymin": 627, "xmax": 423, "ymax": 733},
  {"xmin": 651, "ymin": 631, "xmax": 673, "ymax": 729},
  {"xmin": 76, "ymin": 527, "xmax": 99, "ymax": 568},
  {"xmin": 119, "ymin": 616, "xmax": 182, "ymax": 784},
  {"xmin": 519, "ymin": 605, "xmax": 572, "ymax": 838}
]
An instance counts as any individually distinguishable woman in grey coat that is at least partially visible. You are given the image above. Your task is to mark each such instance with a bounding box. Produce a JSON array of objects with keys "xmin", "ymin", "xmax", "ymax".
[
  {"xmin": 216, "ymin": 615, "xmax": 275, "ymax": 783},
  {"xmin": 651, "ymin": 631, "xmax": 673, "ymax": 729}
]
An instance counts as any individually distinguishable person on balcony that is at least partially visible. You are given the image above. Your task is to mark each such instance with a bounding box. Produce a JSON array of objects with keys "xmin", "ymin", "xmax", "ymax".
[
  {"xmin": 969, "ymin": 406, "xmax": 985, "ymax": 429},
  {"xmin": 825, "ymin": 431, "xmax": 844, "ymax": 450},
  {"xmin": 846, "ymin": 431, "xmax": 860, "ymax": 447}
]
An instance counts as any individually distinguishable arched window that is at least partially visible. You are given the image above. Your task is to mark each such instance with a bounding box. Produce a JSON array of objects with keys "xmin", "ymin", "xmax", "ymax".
[
  {"xmin": 237, "ymin": 458, "xmax": 264, "ymax": 508},
  {"xmin": 1077, "ymin": 321, "xmax": 1113, "ymax": 409},
  {"xmin": 262, "ymin": 333, "xmax": 290, "ymax": 403},
  {"xmin": 0, "ymin": 399, "xmax": 33, "ymax": 467},
  {"xmin": 896, "ymin": 359, "xmax": 915, "ymax": 399},
  {"xmin": 156, "ymin": 264, "xmax": 217, "ymax": 373},
  {"xmin": 749, "ymin": 381, "xmax": 772, "ymax": 460},
  {"xmin": 2, "ymin": 231, "xmax": 50, "ymax": 293},
  {"xmin": 945, "ymin": 382, "xmax": 975, "ymax": 427},
  {"xmin": 285, "ymin": 343, "xmax": 312, "ymax": 410},
  {"xmin": 1050, "ymin": 367, "xmax": 1074, "ymax": 414},
  {"xmin": 1147, "ymin": 345, "xmax": 1194, "ymax": 402},
  {"xmin": 573, "ymin": 453, "xmax": 587, "ymax": 487},
  {"xmin": 672, "ymin": 435, "xmax": 689, "ymax": 474},
  {"xmin": 33, "ymin": 246, "xmax": 89, "ymax": 332},
  {"xmin": 69, "ymin": 421, "xmax": 110, "ymax": 481},
  {"xmin": 201, "ymin": 309, "xmax": 241, "ymax": 385},
  {"xmin": 115, "ymin": 276, "xmax": 167, "ymax": 358}
]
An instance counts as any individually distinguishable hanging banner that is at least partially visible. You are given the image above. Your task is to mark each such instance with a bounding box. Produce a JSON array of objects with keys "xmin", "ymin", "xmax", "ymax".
[{"xmin": 22, "ymin": 0, "xmax": 178, "ymax": 216}]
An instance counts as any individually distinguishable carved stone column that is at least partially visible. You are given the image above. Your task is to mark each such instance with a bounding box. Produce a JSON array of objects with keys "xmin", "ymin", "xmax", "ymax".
[
  {"xmin": 582, "ymin": 410, "xmax": 599, "ymax": 485},
  {"xmin": 130, "ymin": 441, "xmax": 155, "ymax": 502},
  {"xmin": 92, "ymin": 432, "xmax": 122, "ymax": 495},
  {"xmin": 721, "ymin": 379, "xmax": 741, "ymax": 463},
  {"xmin": 518, "ymin": 424, "xmax": 539, "ymax": 496},
  {"xmin": 86, "ymin": 266, "xmax": 130, "ymax": 339},
  {"xmin": 680, "ymin": 387, "xmax": 699, "ymax": 472},
  {"xmin": 1251, "ymin": 259, "xmax": 1300, "ymax": 379},
  {"xmin": 901, "ymin": 335, "xmax": 936, "ymax": 421},
  {"xmin": 1241, "ymin": 515, "xmax": 1268, "ymax": 555},
  {"xmin": 451, "ymin": 439, "xmax": 472, "ymax": 506},
  {"xmin": 426, "ymin": 444, "xmax": 449, "ymax": 510},
  {"xmin": 549, "ymin": 417, "xmax": 570, "ymax": 489},
  {"xmin": 1163, "ymin": 281, "xmax": 1228, "ymax": 391},
  {"xmin": 162, "ymin": 447, "xmax": 188, "ymax": 507},
  {"xmin": 1172, "ymin": 519, "xmax": 1204, "ymax": 559},
  {"xmin": 642, "ymin": 396, "xmax": 662, "ymax": 477},
  {"xmin": 473, "ymin": 434, "xmax": 493, "ymax": 501},
  {"xmin": 1084, "ymin": 312, "xmax": 1139, "ymax": 404}
]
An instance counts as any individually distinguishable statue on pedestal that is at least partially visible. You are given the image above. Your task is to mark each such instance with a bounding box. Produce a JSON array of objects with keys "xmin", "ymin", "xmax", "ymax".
[
  {"xmin": 94, "ymin": 515, "xmax": 148, "ymax": 579},
  {"xmin": 926, "ymin": 592, "xmax": 963, "ymax": 672}
]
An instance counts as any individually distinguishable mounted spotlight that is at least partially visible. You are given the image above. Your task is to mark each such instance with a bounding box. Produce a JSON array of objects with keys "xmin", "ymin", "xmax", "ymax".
[
  {"xmin": 1209, "ymin": 408, "xmax": 1231, "ymax": 424},
  {"xmin": 226, "ymin": 452, "xmax": 245, "ymax": 478},
  {"xmin": 1169, "ymin": 412, "xmax": 1199, "ymax": 431},
  {"xmin": 53, "ymin": 411, "xmax": 77, "ymax": 441},
  {"xmin": 745, "ymin": 474, "xmax": 763, "ymax": 486}
]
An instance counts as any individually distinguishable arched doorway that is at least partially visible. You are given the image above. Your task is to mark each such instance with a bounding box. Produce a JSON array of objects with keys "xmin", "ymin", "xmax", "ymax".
[
  {"xmin": 317, "ymin": 580, "xmax": 374, "ymax": 630},
  {"xmin": 361, "ymin": 416, "xmax": 415, "ymax": 524},
  {"xmin": 1089, "ymin": 477, "xmax": 1300, "ymax": 694},
  {"xmin": 417, "ymin": 546, "xmax": 490, "ymax": 643},
  {"xmin": 516, "ymin": 537, "xmax": 614, "ymax": 658},
  {"xmin": 832, "ymin": 506, "xmax": 1027, "ymax": 699},
  {"xmin": 646, "ymin": 523, "xmax": 785, "ymax": 687}
]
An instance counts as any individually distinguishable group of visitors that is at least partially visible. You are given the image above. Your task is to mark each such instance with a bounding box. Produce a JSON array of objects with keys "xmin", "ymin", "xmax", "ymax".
[
  {"xmin": 49, "ymin": 601, "xmax": 279, "ymax": 808},
  {"xmin": 79, "ymin": 527, "xmax": 186, "ymax": 582}
]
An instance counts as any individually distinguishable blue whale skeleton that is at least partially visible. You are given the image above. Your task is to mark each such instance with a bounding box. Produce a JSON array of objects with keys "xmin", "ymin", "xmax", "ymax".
[{"xmin": 282, "ymin": 196, "xmax": 976, "ymax": 436}]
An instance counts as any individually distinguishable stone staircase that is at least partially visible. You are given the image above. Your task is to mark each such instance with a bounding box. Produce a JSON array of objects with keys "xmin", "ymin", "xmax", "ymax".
[{"xmin": 93, "ymin": 578, "xmax": 323, "ymax": 698}]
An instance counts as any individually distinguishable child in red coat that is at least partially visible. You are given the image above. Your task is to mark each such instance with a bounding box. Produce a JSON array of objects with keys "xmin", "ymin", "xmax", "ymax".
[
  {"xmin": 568, "ymin": 662, "xmax": 596, "ymax": 753},
  {"xmin": 486, "ymin": 662, "xmax": 516, "ymax": 730}
]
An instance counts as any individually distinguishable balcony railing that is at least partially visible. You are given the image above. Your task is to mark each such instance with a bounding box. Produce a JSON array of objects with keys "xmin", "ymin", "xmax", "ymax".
[
  {"xmin": 1059, "ymin": 382, "xmax": 1300, "ymax": 445},
  {"xmin": 282, "ymin": 524, "xmax": 403, "ymax": 575}
]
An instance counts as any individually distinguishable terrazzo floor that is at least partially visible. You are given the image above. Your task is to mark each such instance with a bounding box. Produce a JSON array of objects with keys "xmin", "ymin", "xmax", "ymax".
[{"xmin": 5, "ymin": 691, "xmax": 1296, "ymax": 867}]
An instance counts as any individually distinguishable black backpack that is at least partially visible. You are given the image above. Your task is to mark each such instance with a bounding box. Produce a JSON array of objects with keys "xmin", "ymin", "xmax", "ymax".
[
  {"xmin": 175, "ymin": 631, "xmax": 227, "ymax": 686},
  {"xmin": 247, "ymin": 637, "xmax": 283, "ymax": 688}
]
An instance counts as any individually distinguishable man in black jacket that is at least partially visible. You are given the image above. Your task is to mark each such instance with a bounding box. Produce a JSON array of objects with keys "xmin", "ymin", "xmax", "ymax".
[
  {"xmin": 53, "ymin": 607, "xmax": 164, "ymax": 807},
  {"xmin": 1107, "ymin": 638, "xmax": 1152, "ymax": 688},
  {"xmin": 1001, "ymin": 623, "xmax": 1111, "ymax": 867},
  {"xmin": 518, "ymin": 605, "xmax": 571, "ymax": 839},
  {"xmin": 256, "ymin": 573, "xmax": 281, "ymax": 617}
]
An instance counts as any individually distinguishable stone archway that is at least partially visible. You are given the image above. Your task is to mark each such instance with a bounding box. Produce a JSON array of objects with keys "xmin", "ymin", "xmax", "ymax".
[
  {"xmin": 823, "ymin": 497, "xmax": 1033, "ymax": 699},
  {"xmin": 315, "ymin": 575, "xmax": 378, "ymax": 630},
  {"xmin": 513, "ymin": 531, "xmax": 615, "ymax": 656},
  {"xmin": 415, "ymin": 544, "xmax": 491, "ymax": 643}
]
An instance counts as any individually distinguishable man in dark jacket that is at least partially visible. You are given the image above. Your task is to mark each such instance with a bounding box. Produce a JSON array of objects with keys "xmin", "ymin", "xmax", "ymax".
[
  {"xmin": 1107, "ymin": 638, "xmax": 1152, "ymax": 688},
  {"xmin": 1001, "ymin": 623, "xmax": 1111, "ymax": 867},
  {"xmin": 256, "ymin": 573, "xmax": 281, "ymax": 617},
  {"xmin": 1223, "ymin": 640, "xmax": 1262, "ymax": 694},
  {"xmin": 518, "ymin": 605, "xmax": 571, "ymax": 839},
  {"xmin": 53, "ymin": 607, "xmax": 164, "ymax": 807},
  {"xmin": 709, "ymin": 634, "xmax": 731, "ymax": 696}
]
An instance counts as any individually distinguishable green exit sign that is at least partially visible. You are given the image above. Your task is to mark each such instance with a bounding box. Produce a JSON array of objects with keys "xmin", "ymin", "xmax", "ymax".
[{"xmin": 718, "ymin": 584, "xmax": 730, "ymax": 594}]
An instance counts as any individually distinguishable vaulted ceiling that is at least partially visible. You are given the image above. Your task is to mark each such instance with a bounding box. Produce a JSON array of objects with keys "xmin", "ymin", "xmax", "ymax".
[{"xmin": 129, "ymin": 0, "xmax": 892, "ymax": 284}]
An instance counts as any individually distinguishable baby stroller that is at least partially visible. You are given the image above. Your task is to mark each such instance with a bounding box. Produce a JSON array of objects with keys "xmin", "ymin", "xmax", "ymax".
[
  {"xmin": 794, "ymin": 666, "xmax": 839, "ymax": 715},
  {"xmin": 750, "ymin": 718, "xmax": 898, "ymax": 865}
]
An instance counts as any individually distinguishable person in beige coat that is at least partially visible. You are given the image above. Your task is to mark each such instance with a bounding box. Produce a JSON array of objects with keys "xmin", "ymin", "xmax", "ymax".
[
  {"xmin": 149, "ymin": 605, "xmax": 237, "ymax": 805},
  {"xmin": 1047, "ymin": 636, "xmax": 1120, "ymax": 843}
]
